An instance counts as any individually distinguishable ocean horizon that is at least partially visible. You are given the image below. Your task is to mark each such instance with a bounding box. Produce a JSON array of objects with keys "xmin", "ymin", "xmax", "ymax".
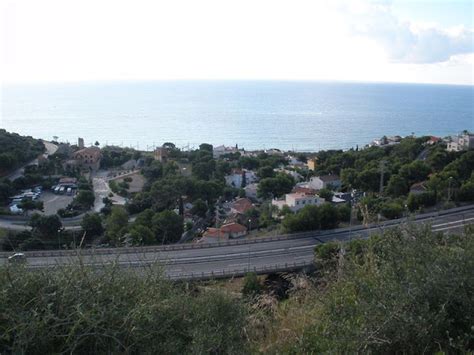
[{"xmin": 1, "ymin": 80, "xmax": 473, "ymax": 152}]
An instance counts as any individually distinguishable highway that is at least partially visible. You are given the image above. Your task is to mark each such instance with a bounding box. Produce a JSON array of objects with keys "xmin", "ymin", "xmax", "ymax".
[{"xmin": 1, "ymin": 205, "xmax": 473, "ymax": 280}]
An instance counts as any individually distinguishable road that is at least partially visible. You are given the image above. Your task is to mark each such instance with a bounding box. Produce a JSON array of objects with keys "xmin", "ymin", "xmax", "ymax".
[{"xmin": 1, "ymin": 206, "xmax": 473, "ymax": 280}]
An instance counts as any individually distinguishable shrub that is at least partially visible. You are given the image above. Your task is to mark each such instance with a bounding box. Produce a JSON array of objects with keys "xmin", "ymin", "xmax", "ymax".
[{"xmin": 0, "ymin": 264, "xmax": 248, "ymax": 353}]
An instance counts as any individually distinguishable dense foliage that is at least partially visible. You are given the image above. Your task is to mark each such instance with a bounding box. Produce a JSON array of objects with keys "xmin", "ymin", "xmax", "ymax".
[
  {"xmin": 0, "ymin": 129, "xmax": 44, "ymax": 175},
  {"xmin": 0, "ymin": 265, "xmax": 247, "ymax": 354},
  {"xmin": 256, "ymin": 227, "xmax": 474, "ymax": 353}
]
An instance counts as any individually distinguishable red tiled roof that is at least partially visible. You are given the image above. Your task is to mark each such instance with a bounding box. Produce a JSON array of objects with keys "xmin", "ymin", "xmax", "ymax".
[
  {"xmin": 292, "ymin": 186, "xmax": 318, "ymax": 195},
  {"xmin": 231, "ymin": 198, "xmax": 253, "ymax": 214},
  {"xmin": 220, "ymin": 223, "xmax": 247, "ymax": 233}
]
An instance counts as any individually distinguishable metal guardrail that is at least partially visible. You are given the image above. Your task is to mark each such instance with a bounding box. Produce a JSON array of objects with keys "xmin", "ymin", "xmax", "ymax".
[
  {"xmin": 1, "ymin": 204, "xmax": 473, "ymax": 259},
  {"xmin": 165, "ymin": 260, "xmax": 313, "ymax": 281}
]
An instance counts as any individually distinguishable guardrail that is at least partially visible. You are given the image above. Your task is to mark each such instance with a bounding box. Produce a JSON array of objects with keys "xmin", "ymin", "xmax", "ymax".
[
  {"xmin": 1, "ymin": 204, "xmax": 473, "ymax": 259},
  {"xmin": 166, "ymin": 260, "xmax": 313, "ymax": 281}
]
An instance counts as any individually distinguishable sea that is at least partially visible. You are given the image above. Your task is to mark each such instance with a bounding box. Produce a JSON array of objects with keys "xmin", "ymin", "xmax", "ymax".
[{"xmin": 1, "ymin": 80, "xmax": 473, "ymax": 152}]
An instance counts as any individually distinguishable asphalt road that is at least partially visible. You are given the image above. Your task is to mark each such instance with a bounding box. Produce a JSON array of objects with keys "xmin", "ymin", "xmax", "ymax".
[{"xmin": 1, "ymin": 206, "xmax": 473, "ymax": 280}]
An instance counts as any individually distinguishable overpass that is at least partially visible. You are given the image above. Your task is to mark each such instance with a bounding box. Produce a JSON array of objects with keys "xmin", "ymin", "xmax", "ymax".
[{"xmin": 1, "ymin": 205, "xmax": 473, "ymax": 280}]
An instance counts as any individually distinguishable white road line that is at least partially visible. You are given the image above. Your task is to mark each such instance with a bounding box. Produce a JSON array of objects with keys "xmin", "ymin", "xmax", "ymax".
[{"xmin": 432, "ymin": 217, "xmax": 474, "ymax": 228}]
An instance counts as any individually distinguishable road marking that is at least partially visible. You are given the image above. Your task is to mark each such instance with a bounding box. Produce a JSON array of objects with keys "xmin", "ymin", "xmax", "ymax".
[{"xmin": 432, "ymin": 217, "xmax": 474, "ymax": 228}]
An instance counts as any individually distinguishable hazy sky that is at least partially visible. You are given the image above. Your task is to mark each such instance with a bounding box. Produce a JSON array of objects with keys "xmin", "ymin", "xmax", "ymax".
[{"xmin": 1, "ymin": 0, "xmax": 473, "ymax": 85}]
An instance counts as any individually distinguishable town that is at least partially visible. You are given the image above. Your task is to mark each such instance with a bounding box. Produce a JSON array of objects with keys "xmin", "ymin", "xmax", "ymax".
[{"xmin": 1, "ymin": 129, "xmax": 473, "ymax": 250}]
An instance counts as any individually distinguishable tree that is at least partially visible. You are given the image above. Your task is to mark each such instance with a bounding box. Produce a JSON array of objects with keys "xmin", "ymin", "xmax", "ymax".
[
  {"xmin": 94, "ymin": 141, "xmax": 100, "ymax": 147},
  {"xmin": 257, "ymin": 174, "xmax": 294, "ymax": 199},
  {"xmin": 190, "ymin": 199, "xmax": 208, "ymax": 218},
  {"xmin": 105, "ymin": 206, "xmax": 129, "ymax": 244},
  {"xmin": 283, "ymin": 205, "xmax": 320, "ymax": 232},
  {"xmin": 386, "ymin": 174, "xmax": 409, "ymax": 197},
  {"xmin": 257, "ymin": 166, "xmax": 275, "ymax": 179},
  {"xmin": 129, "ymin": 225, "xmax": 155, "ymax": 245},
  {"xmin": 152, "ymin": 210, "xmax": 184, "ymax": 244},
  {"xmin": 380, "ymin": 201, "xmax": 404, "ymax": 219},
  {"xmin": 319, "ymin": 203, "xmax": 339, "ymax": 229},
  {"xmin": 18, "ymin": 199, "xmax": 43, "ymax": 215},
  {"xmin": 81, "ymin": 213, "xmax": 103, "ymax": 238},
  {"xmin": 319, "ymin": 188, "xmax": 333, "ymax": 202},
  {"xmin": 75, "ymin": 190, "xmax": 95, "ymax": 209},
  {"xmin": 199, "ymin": 143, "xmax": 213, "ymax": 153},
  {"xmin": 459, "ymin": 180, "xmax": 474, "ymax": 202},
  {"xmin": 29, "ymin": 214, "xmax": 62, "ymax": 239}
]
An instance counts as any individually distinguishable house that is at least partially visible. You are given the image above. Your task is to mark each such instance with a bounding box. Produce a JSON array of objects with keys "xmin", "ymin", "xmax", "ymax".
[
  {"xmin": 225, "ymin": 169, "xmax": 258, "ymax": 188},
  {"xmin": 272, "ymin": 192, "xmax": 325, "ymax": 212},
  {"xmin": 447, "ymin": 133, "xmax": 474, "ymax": 152},
  {"xmin": 292, "ymin": 186, "xmax": 318, "ymax": 195},
  {"xmin": 244, "ymin": 183, "xmax": 259, "ymax": 200},
  {"xmin": 308, "ymin": 175, "xmax": 341, "ymax": 190},
  {"xmin": 202, "ymin": 222, "xmax": 247, "ymax": 239},
  {"xmin": 287, "ymin": 155, "xmax": 306, "ymax": 168},
  {"xmin": 275, "ymin": 168, "xmax": 303, "ymax": 182},
  {"xmin": 230, "ymin": 197, "xmax": 254, "ymax": 215},
  {"xmin": 265, "ymin": 148, "xmax": 283, "ymax": 156},
  {"xmin": 154, "ymin": 147, "xmax": 168, "ymax": 163},
  {"xmin": 307, "ymin": 158, "xmax": 317, "ymax": 171},
  {"xmin": 426, "ymin": 136, "xmax": 441, "ymax": 145},
  {"xmin": 213, "ymin": 145, "xmax": 240, "ymax": 159},
  {"xmin": 410, "ymin": 182, "xmax": 428, "ymax": 195},
  {"xmin": 71, "ymin": 147, "xmax": 101, "ymax": 170}
]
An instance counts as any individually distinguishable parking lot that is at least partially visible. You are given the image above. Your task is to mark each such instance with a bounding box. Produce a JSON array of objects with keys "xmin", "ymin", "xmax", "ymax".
[{"xmin": 39, "ymin": 191, "xmax": 74, "ymax": 215}]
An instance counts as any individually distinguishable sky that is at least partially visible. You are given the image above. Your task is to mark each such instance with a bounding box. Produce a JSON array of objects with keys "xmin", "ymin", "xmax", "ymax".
[{"xmin": 1, "ymin": 0, "xmax": 473, "ymax": 85}]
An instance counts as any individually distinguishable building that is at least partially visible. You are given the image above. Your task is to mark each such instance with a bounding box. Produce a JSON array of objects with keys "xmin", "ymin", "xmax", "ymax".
[
  {"xmin": 426, "ymin": 136, "xmax": 441, "ymax": 145},
  {"xmin": 78, "ymin": 137, "xmax": 85, "ymax": 149},
  {"xmin": 230, "ymin": 197, "xmax": 254, "ymax": 215},
  {"xmin": 447, "ymin": 133, "xmax": 474, "ymax": 152},
  {"xmin": 274, "ymin": 168, "xmax": 303, "ymax": 182},
  {"xmin": 72, "ymin": 146, "xmax": 101, "ymax": 170},
  {"xmin": 225, "ymin": 169, "xmax": 258, "ymax": 188},
  {"xmin": 410, "ymin": 182, "xmax": 428, "ymax": 195},
  {"xmin": 202, "ymin": 222, "xmax": 247, "ymax": 239},
  {"xmin": 308, "ymin": 175, "xmax": 341, "ymax": 190},
  {"xmin": 307, "ymin": 158, "xmax": 317, "ymax": 171},
  {"xmin": 272, "ymin": 192, "xmax": 325, "ymax": 212},
  {"xmin": 213, "ymin": 145, "xmax": 239, "ymax": 159},
  {"xmin": 154, "ymin": 147, "xmax": 169, "ymax": 163}
]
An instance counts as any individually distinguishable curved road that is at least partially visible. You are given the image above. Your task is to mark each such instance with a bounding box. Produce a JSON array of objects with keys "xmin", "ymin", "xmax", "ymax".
[{"xmin": 2, "ymin": 205, "xmax": 473, "ymax": 280}]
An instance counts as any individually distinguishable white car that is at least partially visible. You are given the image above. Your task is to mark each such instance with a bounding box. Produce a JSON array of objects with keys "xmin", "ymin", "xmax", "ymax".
[
  {"xmin": 9, "ymin": 205, "xmax": 23, "ymax": 214},
  {"xmin": 8, "ymin": 253, "xmax": 26, "ymax": 264}
]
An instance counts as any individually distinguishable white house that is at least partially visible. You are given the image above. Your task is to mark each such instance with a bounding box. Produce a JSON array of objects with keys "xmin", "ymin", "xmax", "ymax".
[
  {"xmin": 213, "ymin": 145, "xmax": 239, "ymax": 158},
  {"xmin": 447, "ymin": 133, "xmax": 474, "ymax": 152},
  {"xmin": 225, "ymin": 169, "xmax": 258, "ymax": 188},
  {"xmin": 274, "ymin": 167, "xmax": 303, "ymax": 182},
  {"xmin": 272, "ymin": 192, "xmax": 325, "ymax": 212},
  {"xmin": 308, "ymin": 175, "xmax": 341, "ymax": 190}
]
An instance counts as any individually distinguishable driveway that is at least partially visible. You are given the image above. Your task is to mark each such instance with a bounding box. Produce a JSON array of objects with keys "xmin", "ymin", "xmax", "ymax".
[{"xmin": 92, "ymin": 171, "xmax": 126, "ymax": 212}]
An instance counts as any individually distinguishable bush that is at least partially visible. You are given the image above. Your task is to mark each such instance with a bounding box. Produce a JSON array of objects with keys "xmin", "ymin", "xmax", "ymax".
[
  {"xmin": 380, "ymin": 201, "xmax": 404, "ymax": 219},
  {"xmin": 0, "ymin": 264, "xmax": 248, "ymax": 353},
  {"xmin": 242, "ymin": 272, "xmax": 261, "ymax": 298}
]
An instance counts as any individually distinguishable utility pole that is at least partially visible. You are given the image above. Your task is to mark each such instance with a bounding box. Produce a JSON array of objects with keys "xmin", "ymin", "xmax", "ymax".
[{"xmin": 379, "ymin": 160, "xmax": 386, "ymax": 194}]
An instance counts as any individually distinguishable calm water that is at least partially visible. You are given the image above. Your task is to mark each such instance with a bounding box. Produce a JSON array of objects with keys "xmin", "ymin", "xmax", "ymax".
[{"xmin": 1, "ymin": 81, "xmax": 473, "ymax": 151}]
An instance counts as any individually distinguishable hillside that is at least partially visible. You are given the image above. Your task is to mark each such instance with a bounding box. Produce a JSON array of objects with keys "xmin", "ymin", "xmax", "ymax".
[{"xmin": 0, "ymin": 129, "xmax": 45, "ymax": 176}]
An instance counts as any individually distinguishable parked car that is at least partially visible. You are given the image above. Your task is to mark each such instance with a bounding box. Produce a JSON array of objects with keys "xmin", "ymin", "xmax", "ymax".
[
  {"xmin": 8, "ymin": 253, "xmax": 26, "ymax": 264},
  {"xmin": 66, "ymin": 187, "xmax": 72, "ymax": 195},
  {"xmin": 9, "ymin": 205, "xmax": 23, "ymax": 215}
]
